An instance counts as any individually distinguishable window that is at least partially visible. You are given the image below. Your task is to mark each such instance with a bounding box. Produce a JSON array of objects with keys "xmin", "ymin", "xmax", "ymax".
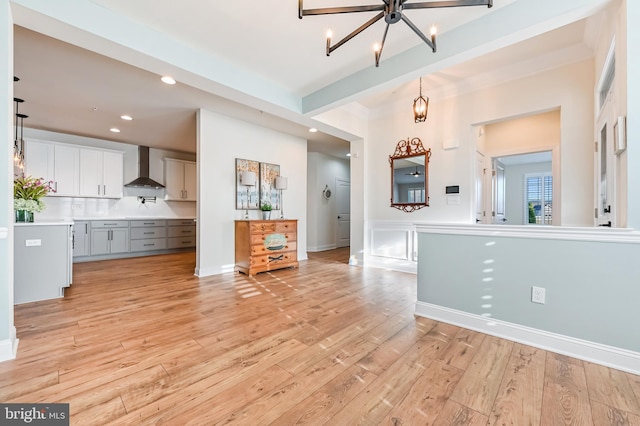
[
  {"xmin": 408, "ymin": 188, "xmax": 424, "ymax": 203},
  {"xmin": 525, "ymin": 174, "xmax": 552, "ymax": 225}
]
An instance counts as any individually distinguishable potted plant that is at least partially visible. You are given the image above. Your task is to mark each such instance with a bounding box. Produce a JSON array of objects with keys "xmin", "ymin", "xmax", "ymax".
[
  {"xmin": 13, "ymin": 176, "xmax": 55, "ymax": 222},
  {"xmin": 260, "ymin": 201, "xmax": 272, "ymax": 220}
]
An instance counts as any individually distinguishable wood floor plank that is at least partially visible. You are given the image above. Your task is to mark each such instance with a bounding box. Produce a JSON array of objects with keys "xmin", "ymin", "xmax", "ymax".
[
  {"xmin": 432, "ymin": 399, "xmax": 488, "ymax": 426},
  {"xmin": 449, "ymin": 334, "xmax": 514, "ymax": 415},
  {"xmin": 269, "ymin": 364, "xmax": 376, "ymax": 425},
  {"xmin": 381, "ymin": 360, "xmax": 464, "ymax": 425},
  {"xmin": 213, "ymin": 337, "xmax": 378, "ymax": 425},
  {"xmin": 326, "ymin": 336, "xmax": 449, "ymax": 425},
  {"xmin": 541, "ymin": 352, "xmax": 594, "ymax": 425},
  {"xmin": 437, "ymin": 327, "xmax": 486, "ymax": 370},
  {"xmin": 488, "ymin": 342, "xmax": 546, "ymax": 426},
  {"xmin": 1, "ymin": 250, "xmax": 638, "ymax": 425},
  {"xmin": 584, "ymin": 361, "xmax": 640, "ymax": 415},
  {"xmin": 590, "ymin": 400, "xmax": 640, "ymax": 426}
]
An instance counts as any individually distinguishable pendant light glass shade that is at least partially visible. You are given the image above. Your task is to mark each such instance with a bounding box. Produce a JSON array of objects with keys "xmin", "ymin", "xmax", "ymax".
[{"xmin": 413, "ymin": 78, "xmax": 428, "ymax": 123}]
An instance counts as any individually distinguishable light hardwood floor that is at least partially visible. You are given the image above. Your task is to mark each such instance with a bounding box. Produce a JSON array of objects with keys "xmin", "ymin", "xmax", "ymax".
[{"xmin": 2, "ymin": 248, "xmax": 640, "ymax": 425}]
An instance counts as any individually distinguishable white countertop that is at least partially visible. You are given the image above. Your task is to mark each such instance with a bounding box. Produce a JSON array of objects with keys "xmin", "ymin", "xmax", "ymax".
[{"xmin": 14, "ymin": 220, "xmax": 74, "ymax": 227}]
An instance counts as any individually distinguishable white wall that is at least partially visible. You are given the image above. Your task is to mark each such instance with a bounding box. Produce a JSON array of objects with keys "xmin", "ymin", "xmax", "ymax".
[
  {"xmin": 307, "ymin": 152, "xmax": 350, "ymax": 252},
  {"xmin": 366, "ymin": 59, "xmax": 594, "ymax": 227},
  {"xmin": 196, "ymin": 109, "xmax": 308, "ymax": 277}
]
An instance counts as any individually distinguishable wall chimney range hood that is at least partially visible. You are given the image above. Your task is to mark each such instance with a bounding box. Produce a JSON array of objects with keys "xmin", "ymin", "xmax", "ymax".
[{"xmin": 124, "ymin": 146, "xmax": 165, "ymax": 189}]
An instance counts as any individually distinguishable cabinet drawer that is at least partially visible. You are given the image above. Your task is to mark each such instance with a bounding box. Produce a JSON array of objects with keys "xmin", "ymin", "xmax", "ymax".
[
  {"xmin": 250, "ymin": 251, "xmax": 297, "ymax": 269},
  {"xmin": 251, "ymin": 241, "xmax": 296, "ymax": 256},
  {"xmin": 250, "ymin": 232, "xmax": 296, "ymax": 246},
  {"xmin": 275, "ymin": 222, "xmax": 296, "ymax": 233},
  {"xmin": 168, "ymin": 237, "xmax": 196, "ymax": 249},
  {"xmin": 167, "ymin": 226, "xmax": 196, "ymax": 238},
  {"xmin": 250, "ymin": 222, "xmax": 276, "ymax": 234},
  {"xmin": 168, "ymin": 219, "xmax": 195, "ymax": 226},
  {"xmin": 91, "ymin": 220, "xmax": 128, "ymax": 228},
  {"xmin": 131, "ymin": 220, "xmax": 167, "ymax": 227},
  {"xmin": 131, "ymin": 227, "xmax": 167, "ymax": 239},
  {"xmin": 130, "ymin": 238, "xmax": 167, "ymax": 252}
]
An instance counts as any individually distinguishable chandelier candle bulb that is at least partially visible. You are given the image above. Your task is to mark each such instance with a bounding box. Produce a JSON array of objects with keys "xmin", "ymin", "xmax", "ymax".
[
  {"xmin": 430, "ymin": 25, "xmax": 437, "ymax": 50},
  {"xmin": 326, "ymin": 30, "xmax": 332, "ymax": 56}
]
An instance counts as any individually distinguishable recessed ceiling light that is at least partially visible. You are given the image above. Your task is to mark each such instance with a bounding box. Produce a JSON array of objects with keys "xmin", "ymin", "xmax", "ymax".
[
  {"xmin": 121, "ymin": 115, "xmax": 133, "ymax": 121},
  {"xmin": 161, "ymin": 76, "xmax": 176, "ymax": 85},
  {"xmin": 309, "ymin": 127, "xmax": 318, "ymax": 133},
  {"xmin": 110, "ymin": 128, "xmax": 121, "ymax": 133}
]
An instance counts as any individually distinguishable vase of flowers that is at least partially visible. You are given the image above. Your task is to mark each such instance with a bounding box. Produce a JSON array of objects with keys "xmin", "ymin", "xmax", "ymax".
[
  {"xmin": 13, "ymin": 176, "xmax": 55, "ymax": 222},
  {"xmin": 260, "ymin": 201, "xmax": 272, "ymax": 220}
]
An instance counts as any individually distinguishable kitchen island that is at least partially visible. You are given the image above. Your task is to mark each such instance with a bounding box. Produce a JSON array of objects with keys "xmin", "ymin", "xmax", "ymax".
[{"xmin": 14, "ymin": 221, "xmax": 73, "ymax": 304}]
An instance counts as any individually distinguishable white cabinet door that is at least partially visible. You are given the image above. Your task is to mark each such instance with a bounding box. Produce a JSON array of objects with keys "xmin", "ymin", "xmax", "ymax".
[
  {"xmin": 53, "ymin": 144, "xmax": 80, "ymax": 196},
  {"xmin": 80, "ymin": 148, "xmax": 102, "ymax": 197},
  {"xmin": 80, "ymin": 148, "xmax": 123, "ymax": 198},
  {"xmin": 164, "ymin": 158, "xmax": 185, "ymax": 200},
  {"xmin": 164, "ymin": 158, "xmax": 196, "ymax": 201},
  {"xmin": 25, "ymin": 140, "xmax": 54, "ymax": 183},
  {"xmin": 25, "ymin": 140, "xmax": 79, "ymax": 196},
  {"xmin": 102, "ymin": 151, "xmax": 124, "ymax": 198},
  {"xmin": 183, "ymin": 161, "xmax": 197, "ymax": 201}
]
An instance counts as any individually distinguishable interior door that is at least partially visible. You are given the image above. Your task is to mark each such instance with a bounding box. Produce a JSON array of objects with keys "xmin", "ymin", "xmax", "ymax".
[
  {"xmin": 596, "ymin": 84, "xmax": 616, "ymax": 227},
  {"xmin": 335, "ymin": 178, "xmax": 350, "ymax": 248},
  {"xmin": 492, "ymin": 159, "xmax": 507, "ymax": 224}
]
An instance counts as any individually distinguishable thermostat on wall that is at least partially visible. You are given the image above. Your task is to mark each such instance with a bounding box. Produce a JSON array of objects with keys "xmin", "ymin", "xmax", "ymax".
[{"xmin": 445, "ymin": 185, "xmax": 460, "ymax": 194}]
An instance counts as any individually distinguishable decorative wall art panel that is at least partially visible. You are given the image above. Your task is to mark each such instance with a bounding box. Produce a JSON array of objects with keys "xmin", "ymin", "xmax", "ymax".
[
  {"xmin": 236, "ymin": 158, "xmax": 260, "ymax": 210},
  {"xmin": 259, "ymin": 162, "xmax": 281, "ymax": 209}
]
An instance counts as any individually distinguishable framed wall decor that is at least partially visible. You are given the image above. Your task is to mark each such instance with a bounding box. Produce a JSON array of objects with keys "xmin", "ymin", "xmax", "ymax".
[
  {"xmin": 259, "ymin": 162, "xmax": 281, "ymax": 209},
  {"xmin": 235, "ymin": 158, "xmax": 260, "ymax": 210}
]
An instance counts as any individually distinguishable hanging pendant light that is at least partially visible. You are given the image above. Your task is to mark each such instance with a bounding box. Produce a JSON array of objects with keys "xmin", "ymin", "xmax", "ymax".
[
  {"xmin": 13, "ymin": 98, "xmax": 24, "ymax": 164},
  {"xmin": 413, "ymin": 77, "xmax": 428, "ymax": 123},
  {"xmin": 16, "ymin": 112, "xmax": 28, "ymax": 170}
]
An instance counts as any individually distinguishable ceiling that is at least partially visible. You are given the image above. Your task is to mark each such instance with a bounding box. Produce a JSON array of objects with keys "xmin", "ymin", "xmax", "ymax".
[{"xmin": 11, "ymin": 0, "xmax": 609, "ymax": 157}]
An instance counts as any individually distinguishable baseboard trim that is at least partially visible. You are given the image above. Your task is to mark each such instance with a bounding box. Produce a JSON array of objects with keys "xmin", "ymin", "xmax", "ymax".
[
  {"xmin": 307, "ymin": 244, "xmax": 337, "ymax": 253},
  {"xmin": 415, "ymin": 302, "xmax": 640, "ymax": 375},
  {"xmin": 0, "ymin": 327, "xmax": 19, "ymax": 363}
]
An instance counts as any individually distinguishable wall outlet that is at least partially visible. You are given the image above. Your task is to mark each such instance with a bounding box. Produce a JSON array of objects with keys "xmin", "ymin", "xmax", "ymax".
[{"xmin": 531, "ymin": 286, "xmax": 546, "ymax": 304}]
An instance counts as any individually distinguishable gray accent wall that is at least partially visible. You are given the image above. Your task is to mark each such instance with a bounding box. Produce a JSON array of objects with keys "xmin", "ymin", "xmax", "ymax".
[{"xmin": 417, "ymin": 231, "xmax": 640, "ymax": 353}]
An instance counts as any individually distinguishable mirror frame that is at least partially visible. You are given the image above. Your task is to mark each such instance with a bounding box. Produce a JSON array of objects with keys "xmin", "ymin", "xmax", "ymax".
[{"xmin": 389, "ymin": 137, "xmax": 431, "ymax": 212}]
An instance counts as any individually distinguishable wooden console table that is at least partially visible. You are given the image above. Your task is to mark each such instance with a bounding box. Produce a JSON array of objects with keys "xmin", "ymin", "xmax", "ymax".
[{"xmin": 234, "ymin": 219, "xmax": 298, "ymax": 276}]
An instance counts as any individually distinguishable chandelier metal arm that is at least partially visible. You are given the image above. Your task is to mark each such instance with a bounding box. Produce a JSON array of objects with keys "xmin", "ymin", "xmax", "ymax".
[
  {"xmin": 401, "ymin": 14, "xmax": 436, "ymax": 52},
  {"xmin": 327, "ymin": 12, "xmax": 385, "ymax": 56},
  {"xmin": 402, "ymin": 0, "xmax": 492, "ymax": 10},
  {"xmin": 374, "ymin": 23, "xmax": 391, "ymax": 67},
  {"xmin": 299, "ymin": 0, "xmax": 384, "ymax": 19}
]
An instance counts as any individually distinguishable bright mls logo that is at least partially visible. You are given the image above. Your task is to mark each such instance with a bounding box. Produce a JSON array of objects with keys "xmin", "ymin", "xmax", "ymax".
[{"xmin": 1, "ymin": 404, "xmax": 69, "ymax": 425}]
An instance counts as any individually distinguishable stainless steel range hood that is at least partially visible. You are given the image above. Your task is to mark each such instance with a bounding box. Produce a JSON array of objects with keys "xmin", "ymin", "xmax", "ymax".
[{"xmin": 124, "ymin": 146, "xmax": 165, "ymax": 189}]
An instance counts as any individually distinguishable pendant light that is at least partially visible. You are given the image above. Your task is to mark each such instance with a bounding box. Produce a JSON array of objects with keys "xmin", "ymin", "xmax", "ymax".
[
  {"xmin": 13, "ymin": 97, "xmax": 24, "ymax": 164},
  {"xmin": 413, "ymin": 77, "xmax": 428, "ymax": 123},
  {"xmin": 16, "ymin": 112, "xmax": 28, "ymax": 170}
]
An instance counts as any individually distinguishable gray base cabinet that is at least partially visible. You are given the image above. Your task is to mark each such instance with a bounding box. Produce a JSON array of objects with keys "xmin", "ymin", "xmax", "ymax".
[
  {"xmin": 73, "ymin": 218, "xmax": 195, "ymax": 262},
  {"xmin": 73, "ymin": 221, "xmax": 90, "ymax": 257},
  {"xmin": 14, "ymin": 224, "xmax": 73, "ymax": 304},
  {"xmin": 90, "ymin": 220, "xmax": 129, "ymax": 255}
]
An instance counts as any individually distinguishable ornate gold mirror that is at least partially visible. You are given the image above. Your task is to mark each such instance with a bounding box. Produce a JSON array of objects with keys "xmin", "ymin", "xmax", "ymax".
[{"xmin": 389, "ymin": 137, "xmax": 431, "ymax": 212}]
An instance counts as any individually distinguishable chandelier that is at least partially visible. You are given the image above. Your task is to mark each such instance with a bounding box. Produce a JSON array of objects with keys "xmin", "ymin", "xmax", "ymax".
[
  {"xmin": 299, "ymin": 0, "xmax": 493, "ymax": 67},
  {"xmin": 413, "ymin": 77, "xmax": 428, "ymax": 122}
]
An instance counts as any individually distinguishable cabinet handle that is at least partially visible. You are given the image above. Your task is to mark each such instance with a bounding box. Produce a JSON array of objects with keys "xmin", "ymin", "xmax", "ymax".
[
  {"xmin": 144, "ymin": 232, "xmax": 154, "ymax": 235},
  {"xmin": 103, "ymin": 185, "xmax": 106, "ymax": 195},
  {"xmin": 98, "ymin": 184, "xmax": 101, "ymax": 195},
  {"xmin": 184, "ymin": 190, "xmax": 188, "ymax": 199},
  {"xmin": 182, "ymin": 230, "xmax": 191, "ymax": 233},
  {"xmin": 144, "ymin": 243, "xmax": 155, "ymax": 247},
  {"xmin": 85, "ymin": 223, "xmax": 88, "ymax": 233},
  {"xmin": 143, "ymin": 222, "xmax": 154, "ymax": 225}
]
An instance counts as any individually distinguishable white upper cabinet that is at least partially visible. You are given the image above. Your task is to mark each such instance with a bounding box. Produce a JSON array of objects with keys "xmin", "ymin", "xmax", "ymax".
[
  {"xmin": 80, "ymin": 148, "xmax": 124, "ymax": 198},
  {"xmin": 25, "ymin": 139, "xmax": 79, "ymax": 196},
  {"xmin": 164, "ymin": 158, "xmax": 196, "ymax": 201}
]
